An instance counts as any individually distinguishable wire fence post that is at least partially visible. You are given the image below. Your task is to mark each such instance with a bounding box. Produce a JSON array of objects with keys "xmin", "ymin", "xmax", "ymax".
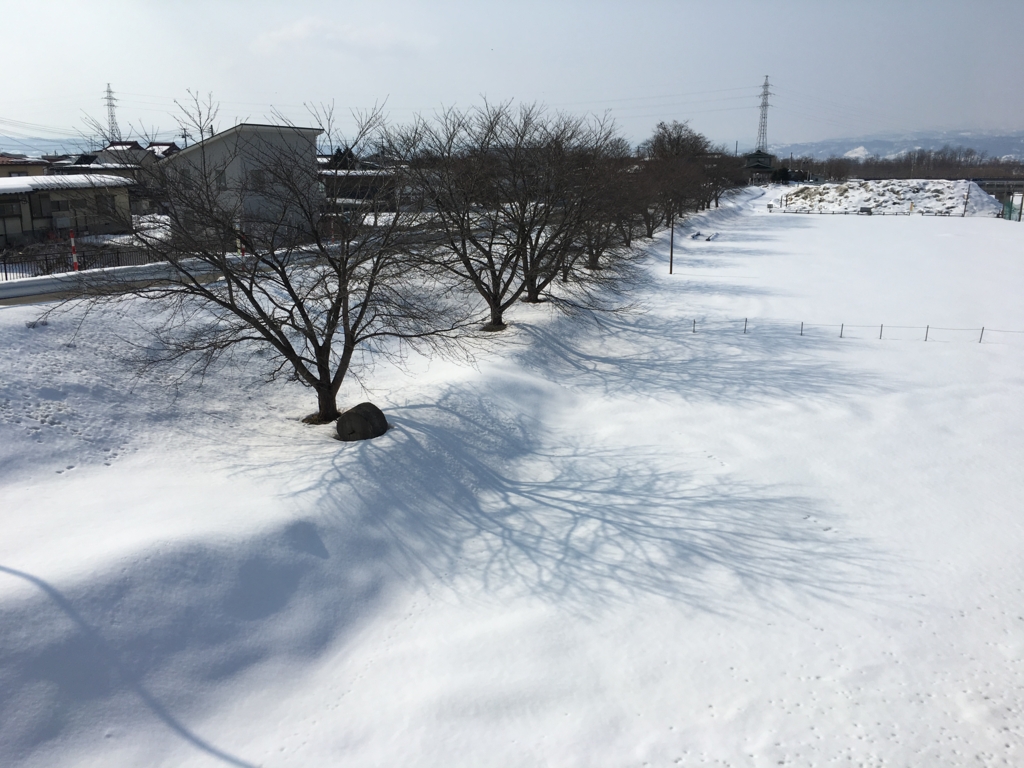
[
  {"xmin": 925, "ymin": 325, "xmax": 929, "ymax": 341},
  {"xmin": 800, "ymin": 322, "xmax": 803, "ymax": 336},
  {"xmin": 743, "ymin": 318, "xmax": 747, "ymax": 334},
  {"xmin": 979, "ymin": 326, "xmax": 984, "ymax": 343},
  {"xmin": 840, "ymin": 323, "xmax": 844, "ymax": 338},
  {"xmin": 692, "ymin": 319, "xmax": 696, "ymax": 334}
]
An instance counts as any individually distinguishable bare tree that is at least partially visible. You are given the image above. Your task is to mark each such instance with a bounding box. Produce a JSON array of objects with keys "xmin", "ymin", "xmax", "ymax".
[
  {"xmin": 388, "ymin": 102, "xmax": 627, "ymax": 330},
  {"xmin": 638, "ymin": 120, "xmax": 715, "ymax": 217},
  {"xmin": 79, "ymin": 96, "xmax": 469, "ymax": 423}
]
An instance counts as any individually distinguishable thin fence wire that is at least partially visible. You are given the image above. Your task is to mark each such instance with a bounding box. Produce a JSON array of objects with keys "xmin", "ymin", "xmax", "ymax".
[{"xmin": 684, "ymin": 319, "xmax": 1024, "ymax": 344}]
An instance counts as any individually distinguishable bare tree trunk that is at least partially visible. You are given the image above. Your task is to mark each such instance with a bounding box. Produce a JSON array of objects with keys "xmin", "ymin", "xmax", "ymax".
[
  {"xmin": 313, "ymin": 386, "xmax": 341, "ymax": 423},
  {"xmin": 485, "ymin": 304, "xmax": 506, "ymax": 330},
  {"xmin": 522, "ymin": 273, "xmax": 543, "ymax": 302},
  {"xmin": 642, "ymin": 209, "xmax": 658, "ymax": 238}
]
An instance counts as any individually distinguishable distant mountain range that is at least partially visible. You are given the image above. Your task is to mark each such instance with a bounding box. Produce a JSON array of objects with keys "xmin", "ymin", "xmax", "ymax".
[{"xmin": 769, "ymin": 131, "xmax": 1024, "ymax": 161}]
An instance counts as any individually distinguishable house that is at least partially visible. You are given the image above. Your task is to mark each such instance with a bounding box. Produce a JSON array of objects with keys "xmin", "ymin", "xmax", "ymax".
[
  {"xmin": 52, "ymin": 140, "xmax": 156, "ymax": 179},
  {"xmin": 168, "ymin": 122, "xmax": 323, "ymax": 228},
  {"xmin": 0, "ymin": 153, "xmax": 50, "ymax": 178},
  {"xmin": 52, "ymin": 141, "xmax": 183, "ymax": 215},
  {"xmin": 145, "ymin": 141, "xmax": 180, "ymax": 160},
  {"xmin": 0, "ymin": 175, "xmax": 133, "ymax": 249},
  {"xmin": 318, "ymin": 149, "xmax": 401, "ymax": 214},
  {"xmin": 743, "ymin": 150, "xmax": 775, "ymax": 184},
  {"xmin": 320, "ymin": 167, "xmax": 398, "ymax": 211}
]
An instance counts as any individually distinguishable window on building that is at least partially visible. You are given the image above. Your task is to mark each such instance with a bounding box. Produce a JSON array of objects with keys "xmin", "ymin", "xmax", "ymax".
[
  {"xmin": 216, "ymin": 170, "xmax": 227, "ymax": 191},
  {"xmin": 30, "ymin": 193, "xmax": 51, "ymax": 218},
  {"xmin": 97, "ymin": 195, "xmax": 117, "ymax": 217}
]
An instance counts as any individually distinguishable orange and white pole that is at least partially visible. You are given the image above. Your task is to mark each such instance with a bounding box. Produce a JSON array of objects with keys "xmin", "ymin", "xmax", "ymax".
[{"xmin": 70, "ymin": 229, "xmax": 79, "ymax": 271}]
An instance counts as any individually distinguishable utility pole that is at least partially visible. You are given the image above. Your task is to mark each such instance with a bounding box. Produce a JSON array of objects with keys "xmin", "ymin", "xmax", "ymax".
[
  {"xmin": 104, "ymin": 83, "xmax": 120, "ymax": 142},
  {"xmin": 669, "ymin": 213, "xmax": 675, "ymax": 274}
]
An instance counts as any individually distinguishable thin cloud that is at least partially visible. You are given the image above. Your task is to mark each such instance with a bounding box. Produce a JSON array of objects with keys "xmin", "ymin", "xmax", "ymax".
[{"xmin": 251, "ymin": 17, "xmax": 436, "ymax": 57}]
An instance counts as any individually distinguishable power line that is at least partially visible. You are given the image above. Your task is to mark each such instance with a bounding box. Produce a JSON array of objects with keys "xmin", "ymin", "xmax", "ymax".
[
  {"xmin": 545, "ymin": 85, "xmax": 762, "ymax": 109},
  {"xmin": 0, "ymin": 116, "xmax": 81, "ymax": 138}
]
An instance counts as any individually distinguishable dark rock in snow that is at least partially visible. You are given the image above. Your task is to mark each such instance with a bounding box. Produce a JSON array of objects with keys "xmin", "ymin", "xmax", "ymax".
[{"xmin": 336, "ymin": 402, "xmax": 388, "ymax": 442}]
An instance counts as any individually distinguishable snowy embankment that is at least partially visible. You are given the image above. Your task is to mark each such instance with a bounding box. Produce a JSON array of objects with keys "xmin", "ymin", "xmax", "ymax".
[
  {"xmin": 777, "ymin": 178, "xmax": 1002, "ymax": 216},
  {"xmin": 2, "ymin": 189, "xmax": 1024, "ymax": 766}
]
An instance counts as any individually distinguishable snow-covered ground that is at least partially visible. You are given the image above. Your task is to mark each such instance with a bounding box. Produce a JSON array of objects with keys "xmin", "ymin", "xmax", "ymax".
[
  {"xmin": 2, "ymin": 188, "xmax": 1023, "ymax": 766},
  {"xmin": 778, "ymin": 179, "xmax": 1002, "ymax": 216}
]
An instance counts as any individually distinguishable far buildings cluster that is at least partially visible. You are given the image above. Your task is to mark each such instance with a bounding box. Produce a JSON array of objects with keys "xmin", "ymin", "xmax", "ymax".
[
  {"xmin": 0, "ymin": 126, "xmax": 385, "ymax": 251},
  {"xmin": 0, "ymin": 140, "xmax": 184, "ymax": 250}
]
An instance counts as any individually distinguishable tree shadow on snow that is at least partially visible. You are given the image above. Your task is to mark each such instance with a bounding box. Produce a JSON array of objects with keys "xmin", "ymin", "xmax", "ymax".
[
  {"xmin": 299, "ymin": 386, "xmax": 887, "ymax": 613},
  {"xmin": 513, "ymin": 310, "xmax": 881, "ymax": 405},
  {"xmin": 0, "ymin": 517, "xmax": 389, "ymax": 767}
]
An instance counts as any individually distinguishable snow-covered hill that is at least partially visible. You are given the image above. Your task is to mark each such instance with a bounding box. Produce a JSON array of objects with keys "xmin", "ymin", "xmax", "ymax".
[
  {"xmin": 770, "ymin": 130, "xmax": 1024, "ymax": 161},
  {"xmin": 2, "ymin": 191, "xmax": 1024, "ymax": 766},
  {"xmin": 777, "ymin": 178, "xmax": 1002, "ymax": 216}
]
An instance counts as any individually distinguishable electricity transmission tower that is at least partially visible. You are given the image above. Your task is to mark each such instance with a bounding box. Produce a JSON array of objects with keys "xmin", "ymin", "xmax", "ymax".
[
  {"xmin": 104, "ymin": 83, "xmax": 121, "ymax": 142},
  {"xmin": 755, "ymin": 76, "xmax": 772, "ymax": 153}
]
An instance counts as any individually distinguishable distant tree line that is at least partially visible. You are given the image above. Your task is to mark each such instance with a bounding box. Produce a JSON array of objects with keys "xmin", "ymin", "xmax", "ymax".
[{"xmin": 780, "ymin": 146, "xmax": 1024, "ymax": 182}]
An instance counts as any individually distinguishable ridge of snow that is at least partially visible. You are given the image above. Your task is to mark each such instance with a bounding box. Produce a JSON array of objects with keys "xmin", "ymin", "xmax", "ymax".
[{"xmin": 777, "ymin": 178, "xmax": 1002, "ymax": 216}]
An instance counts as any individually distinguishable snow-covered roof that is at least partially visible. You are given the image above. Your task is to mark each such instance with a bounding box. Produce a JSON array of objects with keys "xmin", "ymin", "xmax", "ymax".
[
  {"xmin": 0, "ymin": 174, "xmax": 134, "ymax": 195},
  {"xmin": 320, "ymin": 169, "xmax": 391, "ymax": 176},
  {"xmin": 146, "ymin": 142, "xmax": 180, "ymax": 158},
  {"xmin": 61, "ymin": 162, "xmax": 139, "ymax": 170},
  {"xmin": 104, "ymin": 141, "xmax": 144, "ymax": 151},
  {"xmin": 0, "ymin": 156, "xmax": 48, "ymax": 166},
  {"xmin": 327, "ymin": 197, "xmax": 383, "ymax": 206}
]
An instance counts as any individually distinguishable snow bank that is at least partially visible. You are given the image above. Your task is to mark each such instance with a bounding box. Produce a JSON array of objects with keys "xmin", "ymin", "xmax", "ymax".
[{"xmin": 778, "ymin": 178, "xmax": 1002, "ymax": 216}]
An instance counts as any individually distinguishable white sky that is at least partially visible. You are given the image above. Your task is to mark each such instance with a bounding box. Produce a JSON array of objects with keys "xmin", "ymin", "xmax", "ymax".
[{"xmin": 2, "ymin": 0, "xmax": 1022, "ymax": 152}]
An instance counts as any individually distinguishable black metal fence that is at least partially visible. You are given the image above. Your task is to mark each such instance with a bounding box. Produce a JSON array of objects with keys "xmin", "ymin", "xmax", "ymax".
[{"xmin": 0, "ymin": 247, "xmax": 160, "ymax": 282}]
